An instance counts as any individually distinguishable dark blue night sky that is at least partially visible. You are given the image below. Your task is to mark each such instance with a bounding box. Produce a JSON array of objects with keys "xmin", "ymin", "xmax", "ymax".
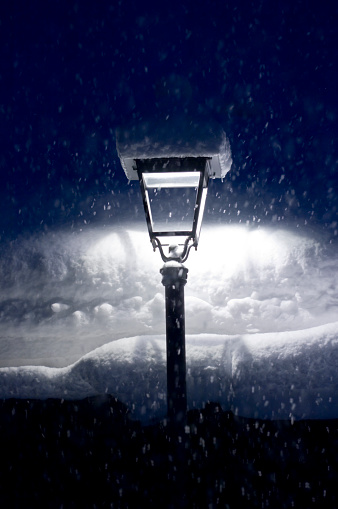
[{"xmin": 0, "ymin": 0, "xmax": 337, "ymax": 240}]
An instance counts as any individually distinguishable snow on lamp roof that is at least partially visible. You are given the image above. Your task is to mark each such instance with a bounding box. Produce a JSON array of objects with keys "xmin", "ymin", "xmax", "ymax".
[{"xmin": 116, "ymin": 117, "xmax": 232, "ymax": 180}]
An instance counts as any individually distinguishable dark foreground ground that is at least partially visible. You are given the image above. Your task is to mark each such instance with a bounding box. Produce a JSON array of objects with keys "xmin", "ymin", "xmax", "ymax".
[{"xmin": 0, "ymin": 396, "xmax": 337, "ymax": 508}]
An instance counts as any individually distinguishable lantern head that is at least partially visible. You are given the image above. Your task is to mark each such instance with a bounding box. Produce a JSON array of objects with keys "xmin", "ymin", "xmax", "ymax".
[{"xmin": 116, "ymin": 119, "xmax": 232, "ymax": 262}]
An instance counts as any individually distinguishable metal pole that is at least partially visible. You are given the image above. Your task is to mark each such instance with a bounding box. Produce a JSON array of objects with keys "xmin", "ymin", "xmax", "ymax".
[{"xmin": 160, "ymin": 262, "xmax": 188, "ymax": 427}]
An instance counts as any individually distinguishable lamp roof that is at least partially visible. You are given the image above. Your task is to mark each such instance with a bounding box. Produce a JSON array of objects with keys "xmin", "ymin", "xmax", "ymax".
[{"xmin": 116, "ymin": 116, "xmax": 232, "ymax": 181}]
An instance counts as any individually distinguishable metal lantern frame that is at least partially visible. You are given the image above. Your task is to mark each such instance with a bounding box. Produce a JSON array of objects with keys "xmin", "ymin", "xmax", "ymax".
[{"xmin": 134, "ymin": 156, "xmax": 211, "ymax": 262}]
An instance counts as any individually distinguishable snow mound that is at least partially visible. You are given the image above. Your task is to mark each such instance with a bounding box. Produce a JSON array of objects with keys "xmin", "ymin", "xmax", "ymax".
[
  {"xmin": 0, "ymin": 225, "xmax": 337, "ymax": 369},
  {"xmin": 1, "ymin": 322, "xmax": 337, "ymax": 423}
]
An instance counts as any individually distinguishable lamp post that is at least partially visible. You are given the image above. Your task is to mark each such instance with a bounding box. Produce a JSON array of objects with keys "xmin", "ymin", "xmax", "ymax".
[
  {"xmin": 116, "ymin": 121, "xmax": 232, "ymax": 426},
  {"xmin": 160, "ymin": 259, "xmax": 188, "ymax": 425}
]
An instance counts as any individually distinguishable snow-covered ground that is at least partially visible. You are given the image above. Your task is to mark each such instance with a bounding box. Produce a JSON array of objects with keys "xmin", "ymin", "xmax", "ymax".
[{"xmin": 0, "ymin": 223, "xmax": 337, "ymax": 421}]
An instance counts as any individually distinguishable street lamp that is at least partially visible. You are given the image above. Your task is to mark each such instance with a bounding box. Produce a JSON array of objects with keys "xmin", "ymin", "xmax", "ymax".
[{"xmin": 116, "ymin": 120, "xmax": 232, "ymax": 425}]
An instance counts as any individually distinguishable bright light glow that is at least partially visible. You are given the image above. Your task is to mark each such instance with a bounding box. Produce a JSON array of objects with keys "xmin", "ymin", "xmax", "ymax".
[
  {"xmin": 147, "ymin": 186, "xmax": 198, "ymax": 232},
  {"xmin": 189, "ymin": 225, "xmax": 312, "ymax": 276},
  {"xmin": 143, "ymin": 171, "xmax": 201, "ymax": 189}
]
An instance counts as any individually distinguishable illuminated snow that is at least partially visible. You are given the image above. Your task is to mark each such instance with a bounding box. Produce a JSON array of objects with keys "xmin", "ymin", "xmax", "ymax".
[
  {"xmin": 0, "ymin": 223, "xmax": 337, "ymax": 421},
  {"xmin": 0, "ymin": 323, "xmax": 337, "ymax": 422}
]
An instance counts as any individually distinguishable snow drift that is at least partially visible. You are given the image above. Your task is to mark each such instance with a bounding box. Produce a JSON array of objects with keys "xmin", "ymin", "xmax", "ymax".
[
  {"xmin": 1, "ymin": 322, "xmax": 337, "ymax": 423},
  {"xmin": 0, "ymin": 223, "xmax": 337, "ymax": 422}
]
